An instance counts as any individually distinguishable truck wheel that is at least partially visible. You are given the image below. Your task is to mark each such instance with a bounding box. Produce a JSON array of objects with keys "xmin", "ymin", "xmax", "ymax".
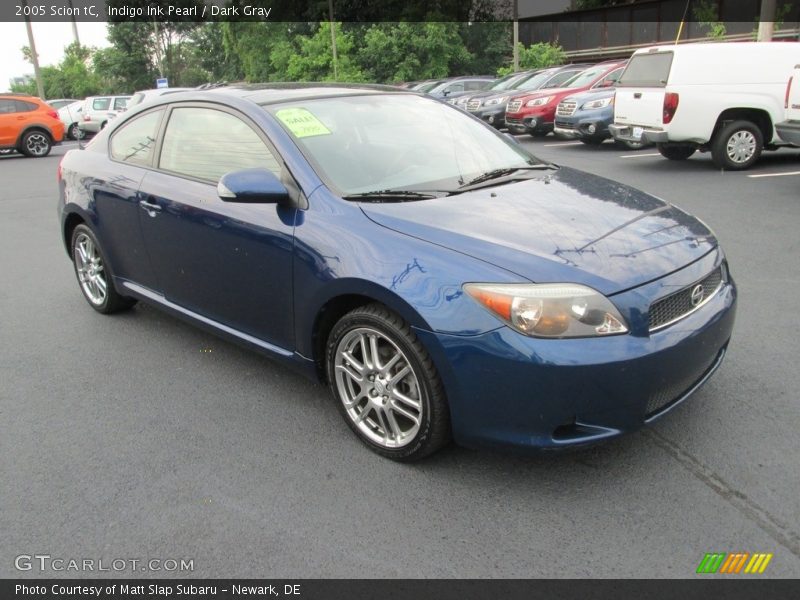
[
  {"xmin": 711, "ymin": 120, "xmax": 763, "ymax": 171},
  {"xmin": 657, "ymin": 144, "xmax": 696, "ymax": 161}
]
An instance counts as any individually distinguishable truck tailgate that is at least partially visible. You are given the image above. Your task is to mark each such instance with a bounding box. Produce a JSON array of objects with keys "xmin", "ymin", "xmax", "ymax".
[{"xmin": 614, "ymin": 88, "xmax": 665, "ymax": 127}]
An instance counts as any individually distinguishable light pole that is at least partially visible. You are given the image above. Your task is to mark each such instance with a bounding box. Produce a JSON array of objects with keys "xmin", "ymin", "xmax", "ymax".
[
  {"xmin": 68, "ymin": 0, "xmax": 81, "ymax": 46},
  {"xmin": 513, "ymin": 0, "xmax": 519, "ymax": 71},
  {"xmin": 329, "ymin": 0, "xmax": 339, "ymax": 80},
  {"xmin": 21, "ymin": 0, "xmax": 45, "ymax": 99}
]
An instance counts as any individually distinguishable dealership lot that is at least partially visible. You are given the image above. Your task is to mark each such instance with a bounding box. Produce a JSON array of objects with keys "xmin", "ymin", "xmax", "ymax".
[{"xmin": 1, "ymin": 139, "xmax": 799, "ymax": 577}]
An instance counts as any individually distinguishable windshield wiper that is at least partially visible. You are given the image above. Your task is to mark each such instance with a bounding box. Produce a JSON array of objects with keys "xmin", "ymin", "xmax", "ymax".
[
  {"xmin": 342, "ymin": 189, "xmax": 441, "ymax": 202},
  {"xmin": 460, "ymin": 165, "xmax": 555, "ymax": 189}
]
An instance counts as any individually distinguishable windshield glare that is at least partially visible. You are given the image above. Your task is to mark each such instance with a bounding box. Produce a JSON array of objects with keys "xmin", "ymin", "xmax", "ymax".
[
  {"xmin": 517, "ymin": 70, "xmax": 557, "ymax": 91},
  {"xmin": 268, "ymin": 94, "xmax": 539, "ymax": 196}
]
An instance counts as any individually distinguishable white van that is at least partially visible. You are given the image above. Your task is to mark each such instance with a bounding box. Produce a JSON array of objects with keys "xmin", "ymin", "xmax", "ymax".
[
  {"xmin": 609, "ymin": 42, "xmax": 800, "ymax": 170},
  {"xmin": 776, "ymin": 64, "xmax": 800, "ymax": 146}
]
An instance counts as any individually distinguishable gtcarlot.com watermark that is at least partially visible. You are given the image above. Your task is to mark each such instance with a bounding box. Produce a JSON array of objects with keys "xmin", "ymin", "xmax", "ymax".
[{"xmin": 14, "ymin": 554, "xmax": 194, "ymax": 573}]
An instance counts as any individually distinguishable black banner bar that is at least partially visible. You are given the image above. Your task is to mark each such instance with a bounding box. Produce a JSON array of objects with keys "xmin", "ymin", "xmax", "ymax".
[{"xmin": 3, "ymin": 579, "xmax": 800, "ymax": 600}]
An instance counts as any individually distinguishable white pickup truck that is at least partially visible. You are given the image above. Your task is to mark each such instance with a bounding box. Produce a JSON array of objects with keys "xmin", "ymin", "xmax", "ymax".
[
  {"xmin": 776, "ymin": 63, "xmax": 800, "ymax": 146},
  {"xmin": 610, "ymin": 42, "xmax": 800, "ymax": 170}
]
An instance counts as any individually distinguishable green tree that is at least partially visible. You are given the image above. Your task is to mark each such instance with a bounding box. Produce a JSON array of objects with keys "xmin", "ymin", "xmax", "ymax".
[
  {"xmin": 13, "ymin": 42, "xmax": 102, "ymax": 98},
  {"xmin": 497, "ymin": 42, "xmax": 565, "ymax": 76},
  {"xmin": 357, "ymin": 22, "xmax": 472, "ymax": 83},
  {"xmin": 286, "ymin": 23, "xmax": 366, "ymax": 82}
]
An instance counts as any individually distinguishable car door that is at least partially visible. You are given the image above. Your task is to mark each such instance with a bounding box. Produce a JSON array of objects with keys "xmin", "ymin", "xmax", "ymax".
[
  {"xmin": 0, "ymin": 99, "xmax": 18, "ymax": 145},
  {"xmin": 137, "ymin": 103, "xmax": 297, "ymax": 350},
  {"xmin": 96, "ymin": 106, "xmax": 166, "ymax": 289}
]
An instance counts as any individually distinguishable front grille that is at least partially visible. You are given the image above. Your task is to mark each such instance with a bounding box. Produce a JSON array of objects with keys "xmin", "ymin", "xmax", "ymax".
[
  {"xmin": 554, "ymin": 120, "xmax": 576, "ymax": 130},
  {"xmin": 467, "ymin": 99, "xmax": 482, "ymax": 111},
  {"xmin": 507, "ymin": 99, "xmax": 522, "ymax": 114},
  {"xmin": 644, "ymin": 349, "xmax": 721, "ymax": 416},
  {"xmin": 649, "ymin": 267, "xmax": 723, "ymax": 332},
  {"xmin": 557, "ymin": 100, "xmax": 577, "ymax": 117}
]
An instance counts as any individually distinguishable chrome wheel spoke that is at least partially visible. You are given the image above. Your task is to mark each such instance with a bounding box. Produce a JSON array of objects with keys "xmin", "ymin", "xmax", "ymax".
[
  {"xmin": 74, "ymin": 233, "xmax": 107, "ymax": 306},
  {"xmin": 334, "ymin": 326, "xmax": 423, "ymax": 449}
]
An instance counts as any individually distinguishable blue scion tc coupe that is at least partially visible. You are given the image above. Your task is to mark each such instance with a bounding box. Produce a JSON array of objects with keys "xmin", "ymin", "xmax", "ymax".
[{"xmin": 58, "ymin": 84, "xmax": 737, "ymax": 461}]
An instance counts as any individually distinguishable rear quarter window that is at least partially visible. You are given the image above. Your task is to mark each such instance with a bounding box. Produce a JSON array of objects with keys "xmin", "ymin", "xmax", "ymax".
[
  {"xmin": 14, "ymin": 100, "xmax": 37, "ymax": 112},
  {"xmin": 618, "ymin": 52, "xmax": 674, "ymax": 87},
  {"xmin": 92, "ymin": 98, "xmax": 111, "ymax": 110}
]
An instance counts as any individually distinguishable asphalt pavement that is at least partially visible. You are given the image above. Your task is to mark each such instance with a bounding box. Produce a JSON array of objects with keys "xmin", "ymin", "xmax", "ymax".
[{"xmin": 1, "ymin": 138, "xmax": 798, "ymax": 578}]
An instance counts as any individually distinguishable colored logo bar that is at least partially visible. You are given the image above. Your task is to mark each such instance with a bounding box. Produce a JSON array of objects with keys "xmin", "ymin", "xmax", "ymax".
[{"xmin": 696, "ymin": 552, "xmax": 773, "ymax": 574}]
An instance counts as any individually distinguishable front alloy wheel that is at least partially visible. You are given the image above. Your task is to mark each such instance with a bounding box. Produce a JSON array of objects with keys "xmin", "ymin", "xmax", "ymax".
[{"xmin": 327, "ymin": 304, "xmax": 449, "ymax": 460}]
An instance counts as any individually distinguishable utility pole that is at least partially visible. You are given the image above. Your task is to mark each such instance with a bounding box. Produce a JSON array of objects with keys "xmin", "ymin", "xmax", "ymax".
[
  {"xmin": 513, "ymin": 0, "xmax": 519, "ymax": 71},
  {"xmin": 21, "ymin": 0, "xmax": 45, "ymax": 99},
  {"xmin": 757, "ymin": 0, "xmax": 776, "ymax": 41},
  {"xmin": 68, "ymin": 0, "xmax": 80, "ymax": 46},
  {"xmin": 329, "ymin": 0, "xmax": 339, "ymax": 80}
]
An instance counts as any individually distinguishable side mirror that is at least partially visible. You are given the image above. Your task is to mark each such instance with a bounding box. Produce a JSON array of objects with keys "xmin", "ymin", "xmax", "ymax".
[
  {"xmin": 217, "ymin": 168, "xmax": 291, "ymax": 204},
  {"xmin": 598, "ymin": 80, "xmax": 615, "ymax": 88}
]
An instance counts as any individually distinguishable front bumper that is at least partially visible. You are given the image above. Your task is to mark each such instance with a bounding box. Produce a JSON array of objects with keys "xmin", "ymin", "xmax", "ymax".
[
  {"xmin": 470, "ymin": 106, "xmax": 507, "ymax": 127},
  {"xmin": 415, "ymin": 252, "xmax": 737, "ymax": 452},
  {"xmin": 776, "ymin": 120, "xmax": 800, "ymax": 146},
  {"xmin": 505, "ymin": 115, "xmax": 554, "ymax": 135},
  {"xmin": 609, "ymin": 123, "xmax": 668, "ymax": 144},
  {"xmin": 554, "ymin": 117, "xmax": 610, "ymax": 140}
]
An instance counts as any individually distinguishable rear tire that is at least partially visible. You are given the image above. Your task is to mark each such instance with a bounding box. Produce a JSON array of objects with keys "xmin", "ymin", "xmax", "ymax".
[
  {"xmin": 70, "ymin": 224, "xmax": 137, "ymax": 314},
  {"xmin": 711, "ymin": 120, "xmax": 763, "ymax": 171},
  {"xmin": 326, "ymin": 304, "xmax": 450, "ymax": 461},
  {"xmin": 68, "ymin": 123, "xmax": 85, "ymax": 140},
  {"xmin": 20, "ymin": 130, "xmax": 52, "ymax": 157},
  {"xmin": 657, "ymin": 143, "xmax": 696, "ymax": 161}
]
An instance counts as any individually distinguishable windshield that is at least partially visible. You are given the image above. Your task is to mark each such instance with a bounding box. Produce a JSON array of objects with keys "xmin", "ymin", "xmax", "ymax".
[
  {"xmin": 416, "ymin": 81, "xmax": 443, "ymax": 93},
  {"xmin": 516, "ymin": 70, "xmax": 559, "ymax": 91},
  {"xmin": 267, "ymin": 94, "xmax": 541, "ymax": 196},
  {"xmin": 491, "ymin": 73, "xmax": 524, "ymax": 91},
  {"xmin": 564, "ymin": 66, "xmax": 611, "ymax": 88}
]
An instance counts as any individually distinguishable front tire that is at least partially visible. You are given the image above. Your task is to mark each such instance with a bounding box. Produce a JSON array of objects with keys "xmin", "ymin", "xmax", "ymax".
[
  {"xmin": 70, "ymin": 224, "xmax": 136, "ymax": 314},
  {"xmin": 657, "ymin": 143, "xmax": 696, "ymax": 161},
  {"xmin": 326, "ymin": 304, "xmax": 450, "ymax": 461},
  {"xmin": 711, "ymin": 120, "xmax": 763, "ymax": 170},
  {"xmin": 20, "ymin": 130, "xmax": 52, "ymax": 157},
  {"xmin": 68, "ymin": 123, "xmax": 85, "ymax": 140}
]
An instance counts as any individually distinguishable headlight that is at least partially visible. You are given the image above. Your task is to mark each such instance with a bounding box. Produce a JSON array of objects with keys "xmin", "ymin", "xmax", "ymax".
[
  {"xmin": 525, "ymin": 96, "xmax": 553, "ymax": 107},
  {"xmin": 581, "ymin": 97, "xmax": 613, "ymax": 110},
  {"xmin": 464, "ymin": 282, "xmax": 628, "ymax": 338},
  {"xmin": 485, "ymin": 96, "xmax": 508, "ymax": 106}
]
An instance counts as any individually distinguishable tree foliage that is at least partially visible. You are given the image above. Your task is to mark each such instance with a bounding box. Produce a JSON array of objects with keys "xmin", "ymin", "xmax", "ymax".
[{"xmin": 497, "ymin": 42, "xmax": 565, "ymax": 76}]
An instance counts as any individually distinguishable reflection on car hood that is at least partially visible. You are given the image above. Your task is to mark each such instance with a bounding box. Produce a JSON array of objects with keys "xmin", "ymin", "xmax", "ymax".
[
  {"xmin": 563, "ymin": 88, "xmax": 616, "ymax": 103},
  {"xmin": 359, "ymin": 167, "xmax": 717, "ymax": 295}
]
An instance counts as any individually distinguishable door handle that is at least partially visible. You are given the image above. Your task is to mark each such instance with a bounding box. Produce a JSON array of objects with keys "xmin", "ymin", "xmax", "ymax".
[{"xmin": 140, "ymin": 198, "xmax": 161, "ymax": 217}]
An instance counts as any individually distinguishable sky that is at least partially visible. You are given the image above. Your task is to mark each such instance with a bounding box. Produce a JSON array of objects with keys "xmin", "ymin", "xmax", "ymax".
[{"xmin": 0, "ymin": 21, "xmax": 109, "ymax": 92}]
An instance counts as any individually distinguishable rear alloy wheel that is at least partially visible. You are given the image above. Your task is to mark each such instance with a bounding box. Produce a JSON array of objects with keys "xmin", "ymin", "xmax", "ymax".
[
  {"xmin": 711, "ymin": 120, "xmax": 763, "ymax": 171},
  {"xmin": 21, "ymin": 130, "xmax": 52, "ymax": 157},
  {"xmin": 326, "ymin": 304, "xmax": 450, "ymax": 461},
  {"xmin": 657, "ymin": 143, "xmax": 696, "ymax": 161},
  {"xmin": 70, "ymin": 224, "xmax": 136, "ymax": 314}
]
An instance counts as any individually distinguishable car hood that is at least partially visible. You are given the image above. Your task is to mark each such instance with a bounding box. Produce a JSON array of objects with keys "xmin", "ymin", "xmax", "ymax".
[
  {"xmin": 511, "ymin": 86, "xmax": 579, "ymax": 102},
  {"xmin": 359, "ymin": 167, "xmax": 716, "ymax": 296}
]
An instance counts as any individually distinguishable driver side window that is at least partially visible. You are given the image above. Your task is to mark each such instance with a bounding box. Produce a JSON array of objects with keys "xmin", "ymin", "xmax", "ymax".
[{"xmin": 159, "ymin": 107, "xmax": 281, "ymax": 182}]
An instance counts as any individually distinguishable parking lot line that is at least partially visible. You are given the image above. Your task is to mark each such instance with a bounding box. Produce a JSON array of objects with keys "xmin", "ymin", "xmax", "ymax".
[
  {"xmin": 747, "ymin": 170, "xmax": 800, "ymax": 178},
  {"xmin": 543, "ymin": 141, "xmax": 584, "ymax": 147},
  {"xmin": 618, "ymin": 152, "xmax": 662, "ymax": 159}
]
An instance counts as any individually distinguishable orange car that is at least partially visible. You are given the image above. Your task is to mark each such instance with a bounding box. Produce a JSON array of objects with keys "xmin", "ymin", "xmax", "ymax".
[{"xmin": 0, "ymin": 93, "xmax": 65, "ymax": 157}]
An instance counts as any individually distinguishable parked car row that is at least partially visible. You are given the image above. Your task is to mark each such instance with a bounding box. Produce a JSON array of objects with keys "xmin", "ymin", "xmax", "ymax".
[{"xmin": 0, "ymin": 87, "xmax": 201, "ymax": 157}]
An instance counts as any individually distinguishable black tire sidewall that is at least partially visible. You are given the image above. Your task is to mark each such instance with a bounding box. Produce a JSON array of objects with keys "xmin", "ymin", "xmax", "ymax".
[
  {"xmin": 657, "ymin": 143, "xmax": 696, "ymax": 160},
  {"xmin": 325, "ymin": 309, "xmax": 440, "ymax": 460}
]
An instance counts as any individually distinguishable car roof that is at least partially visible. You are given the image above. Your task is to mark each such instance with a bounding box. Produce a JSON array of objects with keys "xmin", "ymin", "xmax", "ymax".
[{"xmin": 194, "ymin": 82, "xmax": 411, "ymax": 105}]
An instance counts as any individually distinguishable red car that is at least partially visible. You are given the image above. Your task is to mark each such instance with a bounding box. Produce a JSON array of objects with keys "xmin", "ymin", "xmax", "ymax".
[{"xmin": 505, "ymin": 60, "xmax": 627, "ymax": 137}]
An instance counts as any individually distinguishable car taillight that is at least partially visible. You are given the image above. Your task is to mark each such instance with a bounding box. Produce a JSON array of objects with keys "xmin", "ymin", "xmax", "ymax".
[
  {"xmin": 47, "ymin": 109, "xmax": 59, "ymax": 119},
  {"xmin": 663, "ymin": 92, "xmax": 679, "ymax": 124},
  {"xmin": 786, "ymin": 76, "xmax": 793, "ymax": 109},
  {"xmin": 83, "ymin": 114, "xmax": 90, "ymax": 121}
]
